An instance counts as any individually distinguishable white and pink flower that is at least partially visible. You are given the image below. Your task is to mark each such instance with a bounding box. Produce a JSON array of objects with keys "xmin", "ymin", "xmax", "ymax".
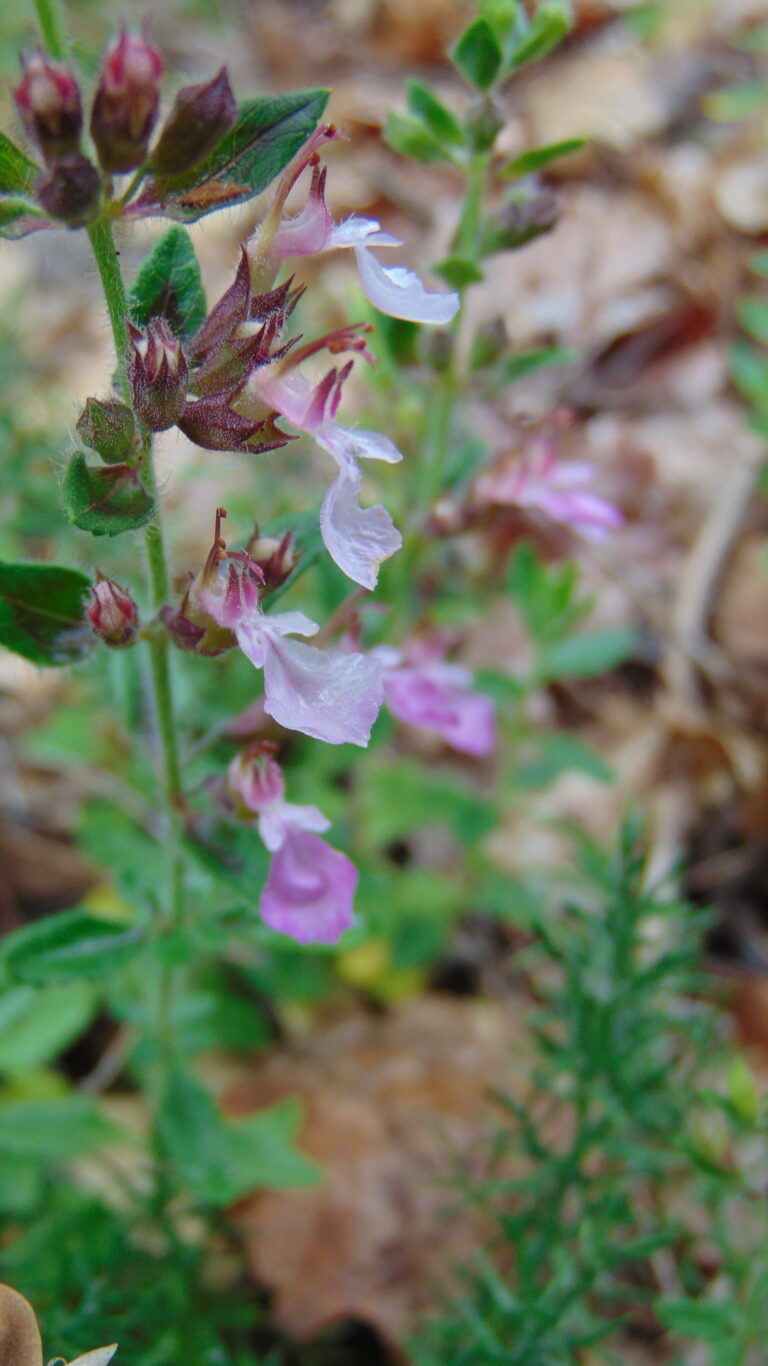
[
  {"xmin": 194, "ymin": 536, "xmax": 383, "ymax": 747},
  {"xmin": 250, "ymin": 129, "xmax": 460, "ymax": 326},
  {"xmin": 228, "ymin": 748, "xmax": 357, "ymax": 944},
  {"xmin": 246, "ymin": 356, "xmax": 403, "ymax": 590}
]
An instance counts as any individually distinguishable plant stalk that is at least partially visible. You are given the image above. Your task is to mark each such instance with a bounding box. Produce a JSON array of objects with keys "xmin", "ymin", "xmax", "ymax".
[{"xmin": 32, "ymin": 0, "xmax": 68, "ymax": 60}]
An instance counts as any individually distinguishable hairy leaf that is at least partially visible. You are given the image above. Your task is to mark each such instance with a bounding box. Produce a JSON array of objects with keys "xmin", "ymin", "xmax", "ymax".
[
  {"xmin": 137, "ymin": 89, "xmax": 329, "ymax": 223},
  {"xmin": 129, "ymin": 225, "xmax": 207, "ymax": 340}
]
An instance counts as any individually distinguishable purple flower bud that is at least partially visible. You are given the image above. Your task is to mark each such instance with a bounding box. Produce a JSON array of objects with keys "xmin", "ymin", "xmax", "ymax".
[
  {"xmin": 126, "ymin": 318, "xmax": 188, "ymax": 430},
  {"xmin": 35, "ymin": 152, "xmax": 101, "ymax": 226},
  {"xmin": 14, "ymin": 50, "xmax": 83, "ymax": 163},
  {"xmin": 150, "ymin": 66, "xmax": 237, "ymax": 178},
  {"xmin": 90, "ymin": 30, "xmax": 163, "ymax": 173},
  {"xmin": 87, "ymin": 577, "xmax": 139, "ymax": 648},
  {"xmin": 178, "ymin": 393, "xmax": 292, "ymax": 454},
  {"xmin": 227, "ymin": 746, "xmax": 285, "ymax": 817}
]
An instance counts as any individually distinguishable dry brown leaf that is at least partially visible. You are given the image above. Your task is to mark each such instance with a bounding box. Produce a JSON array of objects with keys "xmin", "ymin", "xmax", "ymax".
[{"xmin": 225, "ymin": 996, "xmax": 527, "ymax": 1342}]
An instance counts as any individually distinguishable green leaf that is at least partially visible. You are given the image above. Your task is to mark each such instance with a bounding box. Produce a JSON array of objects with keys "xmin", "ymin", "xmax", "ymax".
[
  {"xmin": 0, "ymin": 193, "xmax": 47, "ymax": 239},
  {"xmin": 704, "ymin": 84, "xmax": 768, "ymax": 121},
  {"xmin": 515, "ymin": 733, "xmax": 614, "ymax": 789},
  {"xmin": 538, "ymin": 626, "xmax": 637, "ymax": 680},
  {"xmin": 361, "ymin": 759, "xmax": 496, "ymax": 846},
  {"xmin": 499, "ymin": 345, "xmax": 576, "ymax": 382},
  {"xmin": 729, "ymin": 338, "xmax": 768, "ymax": 411},
  {"xmin": 657, "ymin": 1298, "xmax": 738, "ymax": 1343},
  {"xmin": 229, "ymin": 1100, "xmax": 322, "ymax": 1190},
  {"xmin": 451, "ymin": 18, "xmax": 503, "ymax": 91},
  {"xmin": 504, "ymin": 137, "xmax": 586, "ymax": 176},
  {"xmin": 80, "ymin": 802, "xmax": 166, "ymax": 904},
  {"xmin": 434, "ymin": 254, "xmax": 485, "ymax": 289},
  {"xmin": 479, "ymin": 0, "xmax": 524, "ymax": 44},
  {"xmin": 735, "ymin": 23, "xmax": 768, "ymax": 51},
  {"xmin": 748, "ymin": 250, "xmax": 768, "ymax": 277},
  {"xmin": 736, "ymin": 296, "xmax": 768, "ymax": 346},
  {"xmin": 76, "ymin": 397, "xmax": 138, "ymax": 463},
  {"xmin": 157, "ymin": 1066, "xmax": 319, "ymax": 1205},
  {"xmin": 0, "ymin": 132, "xmax": 38, "ymax": 194},
  {"xmin": 142, "ymin": 89, "xmax": 329, "ymax": 223},
  {"xmin": 2, "ymin": 909, "xmax": 144, "ymax": 984},
  {"xmin": 0, "ymin": 1154, "xmax": 42, "ymax": 1214},
  {"xmin": 385, "ymin": 112, "xmax": 452, "ymax": 163},
  {"xmin": 63, "ymin": 452, "xmax": 154, "ymax": 536},
  {"xmin": 508, "ymin": 0, "xmax": 571, "ymax": 68},
  {"xmin": 0, "ymin": 560, "xmax": 92, "ymax": 666},
  {"xmin": 0, "ymin": 1096, "xmax": 123, "ymax": 1160},
  {"xmin": 0, "ymin": 982, "xmax": 96, "ymax": 1073},
  {"xmin": 405, "ymin": 79, "xmax": 465, "ymax": 147},
  {"xmin": 129, "ymin": 226, "xmax": 207, "ymax": 340}
]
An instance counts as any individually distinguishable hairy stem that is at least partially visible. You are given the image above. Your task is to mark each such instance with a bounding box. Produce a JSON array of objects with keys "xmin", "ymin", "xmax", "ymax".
[
  {"xmin": 86, "ymin": 218, "xmax": 131, "ymax": 401},
  {"xmin": 32, "ymin": 0, "xmax": 68, "ymax": 60}
]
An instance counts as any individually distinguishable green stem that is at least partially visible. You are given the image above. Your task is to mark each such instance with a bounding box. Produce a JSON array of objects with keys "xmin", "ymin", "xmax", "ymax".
[
  {"xmin": 32, "ymin": 0, "xmax": 68, "ymax": 60},
  {"xmin": 456, "ymin": 151, "xmax": 491, "ymax": 261},
  {"xmin": 417, "ymin": 152, "xmax": 492, "ymax": 513},
  {"xmin": 86, "ymin": 215, "xmax": 184, "ymax": 934},
  {"xmin": 86, "ymin": 217, "xmax": 130, "ymax": 401}
]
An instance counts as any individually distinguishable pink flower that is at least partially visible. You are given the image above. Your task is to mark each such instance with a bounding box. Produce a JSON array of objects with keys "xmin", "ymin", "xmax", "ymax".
[
  {"xmin": 196, "ymin": 544, "xmax": 383, "ymax": 746},
  {"xmin": 477, "ymin": 440, "xmax": 622, "ymax": 542},
  {"xmin": 228, "ymin": 748, "xmax": 357, "ymax": 944},
  {"xmin": 251, "ymin": 131, "xmax": 459, "ymax": 326},
  {"xmin": 377, "ymin": 646, "xmax": 496, "ymax": 757},
  {"xmin": 248, "ymin": 359, "xmax": 403, "ymax": 590},
  {"xmin": 261, "ymin": 829, "xmax": 358, "ymax": 944}
]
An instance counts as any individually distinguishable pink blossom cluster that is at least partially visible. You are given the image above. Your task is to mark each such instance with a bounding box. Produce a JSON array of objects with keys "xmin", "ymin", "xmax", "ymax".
[{"xmin": 476, "ymin": 427, "xmax": 622, "ymax": 541}]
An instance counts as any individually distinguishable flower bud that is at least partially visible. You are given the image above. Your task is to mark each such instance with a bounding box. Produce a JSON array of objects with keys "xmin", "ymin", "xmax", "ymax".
[
  {"xmin": 227, "ymin": 745, "xmax": 284, "ymax": 816},
  {"xmin": 479, "ymin": 188, "xmax": 558, "ymax": 256},
  {"xmin": 469, "ymin": 316, "xmax": 507, "ymax": 371},
  {"xmin": 150, "ymin": 66, "xmax": 237, "ymax": 178},
  {"xmin": 87, "ymin": 577, "xmax": 139, "ymax": 648},
  {"xmin": 127, "ymin": 318, "xmax": 188, "ymax": 431},
  {"xmin": 35, "ymin": 152, "xmax": 101, "ymax": 226},
  {"xmin": 90, "ymin": 30, "xmax": 163, "ymax": 173},
  {"xmin": 465, "ymin": 95, "xmax": 504, "ymax": 154},
  {"xmin": 14, "ymin": 50, "xmax": 83, "ymax": 163},
  {"xmin": 76, "ymin": 397, "xmax": 138, "ymax": 463}
]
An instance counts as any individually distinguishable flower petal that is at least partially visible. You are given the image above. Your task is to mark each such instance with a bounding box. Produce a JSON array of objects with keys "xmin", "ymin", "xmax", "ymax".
[
  {"xmin": 320, "ymin": 463, "xmax": 402, "ymax": 589},
  {"xmin": 262, "ymin": 632, "xmax": 384, "ymax": 745},
  {"xmin": 67, "ymin": 1349, "xmax": 118, "ymax": 1366},
  {"xmin": 328, "ymin": 215, "xmax": 402, "ymax": 249},
  {"xmin": 262, "ymin": 609, "xmax": 320, "ymax": 640},
  {"xmin": 258, "ymin": 802, "xmax": 329, "ymax": 852},
  {"xmin": 353, "ymin": 245, "xmax": 460, "ymax": 324},
  {"xmin": 319, "ymin": 420, "xmax": 403, "ymax": 465},
  {"xmin": 260, "ymin": 828, "xmax": 357, "ymax": 944},
  {"xmin": 384, "ymin": 667, "xmax": 497, "ymax": 757}
]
